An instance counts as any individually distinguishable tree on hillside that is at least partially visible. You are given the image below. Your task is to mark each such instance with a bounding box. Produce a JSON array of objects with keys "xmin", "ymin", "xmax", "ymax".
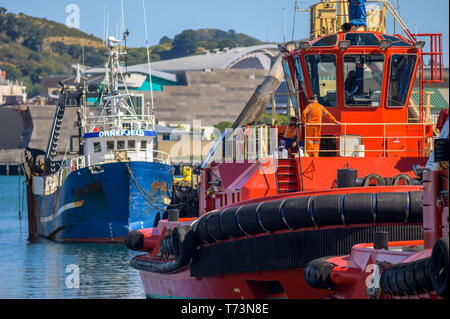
[
  {"xmin": 159, "ymin": 36, "xmax": 173, "ymax": 45},
  {"xmin": 68, "ymin": 44, "xmax": 82, "ymax": 59},
  {"xmin": 216, "ymin": 38, "xmax": 236, "ymax": 49},
  {"xmin": 169, "ymin": 30, "xmax": 199, "ymax": 58}
]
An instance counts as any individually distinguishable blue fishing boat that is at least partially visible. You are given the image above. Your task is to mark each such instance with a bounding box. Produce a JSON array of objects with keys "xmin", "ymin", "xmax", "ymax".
[{"xmin": 24, "ymin": 35, "xmax": 174, "ymax": 242}]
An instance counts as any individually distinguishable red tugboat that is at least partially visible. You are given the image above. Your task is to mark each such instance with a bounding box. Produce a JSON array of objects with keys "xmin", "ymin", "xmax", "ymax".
[{"xmin": 126, "ymin": 0, "xmax": 446, "ymax": 298}]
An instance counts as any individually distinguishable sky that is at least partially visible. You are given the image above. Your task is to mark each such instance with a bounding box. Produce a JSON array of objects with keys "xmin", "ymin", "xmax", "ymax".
[{"xmin": 1, "ymin": 0, "xmax": 449, "ymax": 65}]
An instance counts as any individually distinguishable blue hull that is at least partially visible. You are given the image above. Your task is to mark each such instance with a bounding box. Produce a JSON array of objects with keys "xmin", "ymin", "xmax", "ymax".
[{"xmin": 30, "ymin": 161, "xmax": 174, "ymax": 242}]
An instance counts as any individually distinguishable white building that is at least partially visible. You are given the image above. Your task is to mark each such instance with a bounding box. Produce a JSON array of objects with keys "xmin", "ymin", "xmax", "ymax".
[{"xmin": 0, "ymin": 70, "xmax": 27, "ymax": 105}]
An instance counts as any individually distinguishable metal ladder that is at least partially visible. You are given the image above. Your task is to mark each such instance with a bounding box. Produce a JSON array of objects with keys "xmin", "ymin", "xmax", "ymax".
[
  {"xmin": 44, "ymin": 88, "xmax": 67, "ymax": 175},
  {"xmin": 276, "ymin": 158, "xmax": 300, "ymax": 193}
]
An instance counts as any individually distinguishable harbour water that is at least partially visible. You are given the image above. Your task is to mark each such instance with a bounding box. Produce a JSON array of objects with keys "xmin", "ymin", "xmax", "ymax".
[{"xmin": 0, "ymin": 176, "xmax": 145, "ymax": 299}]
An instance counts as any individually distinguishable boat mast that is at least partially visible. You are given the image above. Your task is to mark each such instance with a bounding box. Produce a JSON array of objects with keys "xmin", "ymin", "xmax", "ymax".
[{"xmin": 142, "ymin": 0, "xmax": 155, "ymax": 127}]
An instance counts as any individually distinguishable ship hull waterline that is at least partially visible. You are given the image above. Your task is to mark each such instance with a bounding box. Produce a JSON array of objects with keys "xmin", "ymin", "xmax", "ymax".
[{"xmin": 27, "ymin": 161, "xmax": 174, "ymax": 243}]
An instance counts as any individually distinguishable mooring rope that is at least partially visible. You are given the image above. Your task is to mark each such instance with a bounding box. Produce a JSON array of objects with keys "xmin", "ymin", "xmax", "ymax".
[{"xmin": 125, "ymin": 164, "xmax": 183, "ymax": 210}]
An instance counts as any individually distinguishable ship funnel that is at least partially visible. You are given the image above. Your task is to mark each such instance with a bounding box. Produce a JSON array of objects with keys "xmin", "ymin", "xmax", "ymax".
[{"xmin": 348, "ymin": 0, "xmax": 367, "ymax": 28}]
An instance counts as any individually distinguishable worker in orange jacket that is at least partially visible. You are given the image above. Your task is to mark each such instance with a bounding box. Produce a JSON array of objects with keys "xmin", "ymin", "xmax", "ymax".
[
  {"xmin": 277, "ymin": 117, "xmax": 302, "ymax": 156},
  {"xmin": 301, "ymin": 96, "xmax": 340, "ymax": 157}
]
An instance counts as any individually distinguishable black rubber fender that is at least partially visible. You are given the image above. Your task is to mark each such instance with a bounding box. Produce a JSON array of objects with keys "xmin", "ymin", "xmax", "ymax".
[
  {"xmin": 125, "ymin": 230, "xmax": 144, "ymax": 251},
  {"xmin": 193, "ymin": 212, "xmax": 216, "ymax": 244},
  {"xmin": 375, "ymin": 192, "xmax": 407, "ymax": 223},
  {"xmin": 395, "ymin": 263, "xmax": 415, "ymax": 295},
  {"xmin": 258, "ymin": 199, "xmax": 289, "ymax": 232},
  {"xmin": 172, "ymin": 225, "xmax": 197, "ymax": 267},
  {"xmin": 205, "ymin": 210, "xmax": 229, "ymax": 241},
  {"xmin": 387, "ymin": 266, "xmax": 402, "ymax": 296},
  {"xmin": 130, "ymin": 256, "xmax": 184, "ymax": 273},
  {"xmin": 408, "ymin": 191, "xmax": 423, "ymax": 223},
  {"xmin": 220, "ymin": 206, "xmax": 246, "ymax": 238},
  {"xmin": 380, "ymin": 264, "xmax": 394, "ymax": 295},
  {"xmin": 159, "ymin": 233, "xmax": 176, "ymax": 256},
  {"xmin": 342, "ymin": 193, "xmax": 375, "ymax": 224},
  {"xmin": 413, "ymin": 257, "xmax": 434, "ymax": 293},
  {"xmin": 430, "ymin": 237, "xmax": 449, "ymax": 298},
  {"xmin": 282, "ymin": 196, "xmax": 316, "ymax": 229},
  {"xmin": 304, "ymin": 257, "xmax": 337, "ymax": 289},
  {"xmin": 380, "ymin": 257, "xmax": 433, "ymax": 296},
  {"xmin": 393, "ymin": 174, "xmax": 413, "ymax": 186},
  {"xmin": 236, "ymin": 203, "xmax": 265, "ymax": 235},
  {"xmin": 130, "ymin": 225, "xmax": 197, "ymax": 274},
  {"xmin": 312, "ymin": 194, "xmax": 344, "ymax": 226},
  {"xmin": 404, "ymin": 261, "xmax": 423, "ymax": 294},
  {"xmin": 363, "ymin": 173, "xmax": 385, "ymax": 187}
]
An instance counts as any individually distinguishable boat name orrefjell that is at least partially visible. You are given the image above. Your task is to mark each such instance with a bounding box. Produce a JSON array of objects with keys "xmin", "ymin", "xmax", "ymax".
[{"xmin": 99, "ymin": 129, "xmax": 145, "ymax": 137}]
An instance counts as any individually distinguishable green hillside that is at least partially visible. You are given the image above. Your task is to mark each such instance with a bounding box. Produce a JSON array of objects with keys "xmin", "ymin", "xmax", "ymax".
[{"xmin": 0, "ymin": 7, "xmax": 263, "ymax": 98}]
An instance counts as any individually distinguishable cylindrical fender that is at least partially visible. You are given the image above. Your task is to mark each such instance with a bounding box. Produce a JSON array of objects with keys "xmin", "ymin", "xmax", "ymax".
[{"xmin": 431, "ymin": 237, "xmax": 449, "ymax": 298}]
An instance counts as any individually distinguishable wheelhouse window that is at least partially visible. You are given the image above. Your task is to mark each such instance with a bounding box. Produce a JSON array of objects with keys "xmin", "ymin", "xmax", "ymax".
[
  {"xmin": 293, "ymin": 56, "xmax": 309, "ymax": 105},
  {"xmin": 311, "ymin": 34, "xmax": 338, "ymax": 47},
  {"xmin": 387, "ymin": 54, "xmax": 417, "ymax": 107},
  {"xmin": 343, "ymin": 54, "xmax": 384, "ymax": 107},
  {"xmin": 93, "ymin": 142, "xmax": 102, "ymax": 153},
  {"xmin": 381, "ymin": 35, "xmax": 411, "ymax": 47},
  {"xmin": 128, "ymin": 140, "xmax": 136, "ymax": 150},
  {"xmin": 117, "ymin": 140, "xmax": 125, "ymax": 150},
  {"xmin": 305, "ymin": 54, "xmax": 337, "ymax": 107},
  {"xmin": 344, "ymin": 33, "xmax": 380, "ymax": 46},
  {"xmin": 106, "ymin": 141, "xmax": 114, "ymax": 151},
  {"xmin": 281, "ymin": 59, "xmax": 300, "ymax": 112},
  {"xmin": 141, "ymin": 140, "xmax": 147, "ymax": 150}
]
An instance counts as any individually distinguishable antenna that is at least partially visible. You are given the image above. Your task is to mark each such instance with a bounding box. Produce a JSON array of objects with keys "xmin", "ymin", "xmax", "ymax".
[
  {"xmin": 283, "ymin": 8, "xmax": 286, "ymax": 44},
  {"xmin": 103, "ymin": 4, "xmax": 106, "ymax": 47},
  {"xmin": 121, "ymin": 0, "xmax": 125, "ymax": 36},
  {"xmin": 106, "ymin": 9, "xmax": 110, "ymax": 43},
  {"xmin": 291, "ymin": 0, "xmax": 299, "ymax": 41},
  {"xmin": 142, "ymin": 0, "xmax": 155, "ymax": 125}
]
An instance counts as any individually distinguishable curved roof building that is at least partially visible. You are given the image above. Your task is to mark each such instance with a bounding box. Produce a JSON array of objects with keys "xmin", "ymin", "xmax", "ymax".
[
  {"xmin": 143, "ymin": 44, "xmax": 279, "ymax": 72},
  {"xmin": 80, "ymin": 44, "xmax": 280, "ymax": 125}
]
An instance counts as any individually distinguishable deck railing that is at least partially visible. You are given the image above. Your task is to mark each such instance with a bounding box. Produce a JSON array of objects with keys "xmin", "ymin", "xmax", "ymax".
[
  {"xmin": 218, "ymin": 122, "xmax": 435, "ymax": 163},
  {"xmin": 303, "ymin": 122, "xmax": 434, "ymax": 157},
  {"xmin": 83, "ymin": 114, "xmax": 154, "ymax": 132},
  {"xmin": 44, "ymin": 148, "xmax": 171, "ymax": 192}
]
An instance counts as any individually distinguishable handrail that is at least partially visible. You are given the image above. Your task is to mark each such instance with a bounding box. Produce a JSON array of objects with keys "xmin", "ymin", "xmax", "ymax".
[
  {"xmin": 224, "ymin": 122, "xmax": 434, "ymax": 161},
  {"xmin": 303, "ymin": 122, "xmax": 434, "ymax": 157},
  {"xmin": 84, "ymin": 114, "xmax": 154, "ymax": 132},
  {"xmin": 51, "ymin": 148, "xmax": 171, "ymax": 188},
  {"xmin": 153, "ymin": 150, "xmax": 171, "ymax": 165}
]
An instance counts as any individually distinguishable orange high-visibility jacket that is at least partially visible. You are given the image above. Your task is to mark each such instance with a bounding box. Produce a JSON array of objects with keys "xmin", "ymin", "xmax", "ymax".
[
  {"xmin": 302, "ymin": 102, "xmax": 338, "ymax": 156},
  {"xmin": 280, "ymin": 124, "xmax": 301, "ymax": 139},
  {"xmin": 302, "ymin": 102, "xmax": 338, "ymax": 126}
]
